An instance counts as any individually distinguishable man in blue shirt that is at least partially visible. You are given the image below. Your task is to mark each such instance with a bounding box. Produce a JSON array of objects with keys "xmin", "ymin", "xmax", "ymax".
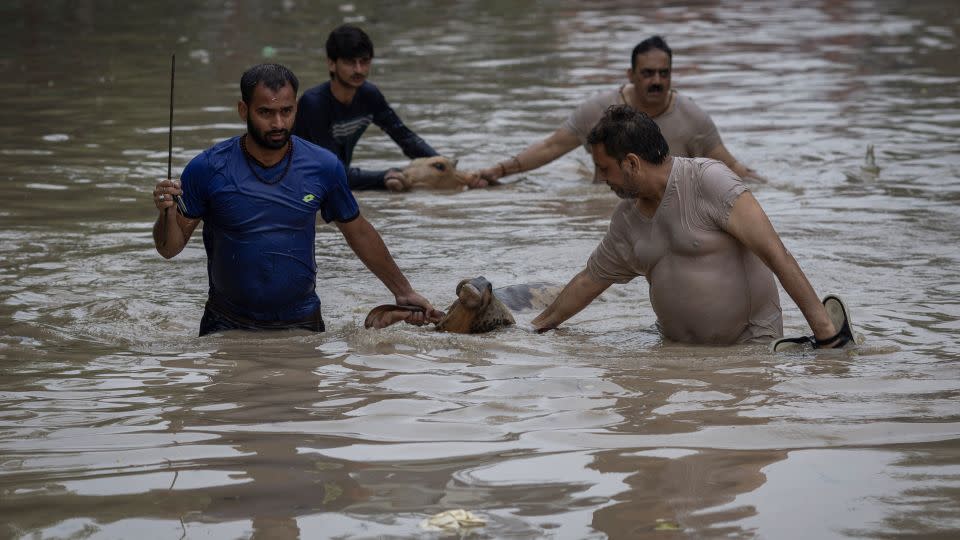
[
  {"xmin": 152, "ymin": 63, "xmax": 441, "ymax": 336},
  {"xmin": 293, "ymin": 24, "xmax": 441, "ymax": 192}
]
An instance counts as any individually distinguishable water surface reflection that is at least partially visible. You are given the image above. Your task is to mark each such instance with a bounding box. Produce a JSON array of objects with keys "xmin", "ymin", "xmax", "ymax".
[{"xmin": 1, "ymin": 1, "xmax": 959, "ymax": 538}]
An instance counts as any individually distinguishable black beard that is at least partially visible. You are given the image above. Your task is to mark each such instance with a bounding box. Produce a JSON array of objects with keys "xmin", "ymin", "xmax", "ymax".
[{"xmin": 246, "ymin": 116, "xmax": 290, "ymax": 150}]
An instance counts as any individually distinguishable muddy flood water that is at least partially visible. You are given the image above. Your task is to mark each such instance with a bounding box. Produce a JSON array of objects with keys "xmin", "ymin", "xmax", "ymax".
[{"xmin": 1, "ymin": 1, "xmax": 959, "ymax": 539}]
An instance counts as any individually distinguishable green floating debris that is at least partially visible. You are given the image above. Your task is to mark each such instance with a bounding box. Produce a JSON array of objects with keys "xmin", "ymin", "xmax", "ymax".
[
  {"xmin": 321, "ymin": 481, "xmax": 343, "ymax": 505},
  {"xmin": 654, "ymin": 518, "xmax": 681, "ymax": 531}
]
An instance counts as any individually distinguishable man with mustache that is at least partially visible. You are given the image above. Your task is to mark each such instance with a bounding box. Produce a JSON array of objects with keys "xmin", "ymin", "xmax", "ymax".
[
  {"xmin": 151, "ymin": 63, "xmax": 442, "ymax": 335},
  {"xmin": 532, "ymin": 105, "xmax": 851, "ymax": 348},
  {"xmin": 293, "ymin": 24, "xmax": 441, "ymax": 192},
  {"xmin": 476, "ymin": 35, "xmax": 765, "ymax": 185}
]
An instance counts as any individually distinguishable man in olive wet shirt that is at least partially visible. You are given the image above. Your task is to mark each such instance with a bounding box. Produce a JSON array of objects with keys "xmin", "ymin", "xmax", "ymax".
[
  {"xmin": 532, "ymin": 105, "xmax": 847, "ymax": 347},
  {"xmin": 476, "ymin": 35, "xmax": 765, "ymax": 185}
]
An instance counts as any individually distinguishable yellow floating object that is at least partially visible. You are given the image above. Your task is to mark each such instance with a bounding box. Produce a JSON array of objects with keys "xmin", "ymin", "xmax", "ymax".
[
  {"xmin": 654, "ymin": 518, "xmax": 681, "ymax": 531},
  {"xmin": 419, "ymin": 509, "xmax": 486, "ymax": 532}
]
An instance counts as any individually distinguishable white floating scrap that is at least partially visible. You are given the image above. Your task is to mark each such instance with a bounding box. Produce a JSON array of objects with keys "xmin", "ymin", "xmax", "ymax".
[{"xmin": 419, "ymin": 509, "xmax": 486, "ymax": 533}]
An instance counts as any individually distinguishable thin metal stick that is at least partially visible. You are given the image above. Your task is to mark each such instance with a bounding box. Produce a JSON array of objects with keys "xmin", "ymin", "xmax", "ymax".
[
  {"xmin": 168, "ymin": 53, "xmax": 187, "ymax": 214},
  {"xmin": 168, "ymin": 54, "xmax": 174, "ymax": 181}
]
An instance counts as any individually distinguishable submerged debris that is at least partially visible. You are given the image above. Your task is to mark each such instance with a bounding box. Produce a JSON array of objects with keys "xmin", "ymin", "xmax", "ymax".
[{"xmin": 861, "ymin": 144, "xmax": 881, "ymax": 176}]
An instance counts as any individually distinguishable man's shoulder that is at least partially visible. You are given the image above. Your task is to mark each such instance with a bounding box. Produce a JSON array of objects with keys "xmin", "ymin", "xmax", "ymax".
[
  {"xmin": 676, "ymin": 156, "xmax": 731, "ymax": 177},
  {"xmin": 358, "ymin": 80, "xmax": 384, "ymax": 95},
  {"xmin": 565, "ymin": 87, "xmax": 621, "ymax": 137},
  {"xmin": 695, "ymin": 157, "xmax": 734, "ymax": 174},
  {"xmin": 211, "ymin": 136, "xmax": 239, "ymax": 151},
  {"xmin": 356, "ymin": 81, "xmax": 388, "ymax": 105},
  {"xmin": 302, "ymin": 82, "xmax": 332, "ymax": 96},
  {"xmin": 299, "ymin": 82, "xmax": 333, "ymax": 104},
  {"xmin": 293, "ymin": 135, "xmax": 340, "ymax": 165},
  {"xmin": 672, "ymin": 91, "xmax": 712, "ymax": 117},
  {"xmin": 689, "ymin": 158, "xmax": 748, "ymax": 215},
  {"xmin": 181, "ymin": 137, "xmax": 238, "ymax": 194},
  {"xmin": 579, "ymin": 86, "xmax": 621, "ymax": 107},
  {"xmin": 193, "ymin": 136, "xmax": 238, "ymax": 170},
  {"xmin": 686, "ymin": 158, "xmax": 743, "ymax": 192}
]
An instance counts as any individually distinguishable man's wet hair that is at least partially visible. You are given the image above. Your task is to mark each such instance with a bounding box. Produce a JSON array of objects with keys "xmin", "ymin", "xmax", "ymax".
[
  {"xmin": 587, "ymin": 105, "xmax": 669, "ymax": 165},
  {"xmin": 631, "ymin": 35, "xmax": 672, "ymax": 70},
  {"xmin": 326, "ymin": 24, "xmax": 375, "ymax": 62},
  {"xmin": 240, "ymin": 64, "xmax": 299, "ymax": 104}
]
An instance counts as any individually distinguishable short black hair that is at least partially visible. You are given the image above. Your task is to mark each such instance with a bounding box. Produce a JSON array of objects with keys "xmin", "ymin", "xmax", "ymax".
[
  {"xmin": 240, "ymin": 63, "xmax": 299, "ymax": 104},
  {"xmin": 631, "ymin": 35, "xmax": 672, "ymax": 71},
  {"xmin": 326, "ymin": 24, "xmax": 374, "ymax": 62},
  {"xmin": 587, "ymin": 105, "xmax": 669, "ymax": 165}
]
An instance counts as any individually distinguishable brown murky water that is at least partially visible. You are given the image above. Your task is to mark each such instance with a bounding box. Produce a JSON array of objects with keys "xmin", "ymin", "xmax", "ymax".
[{"xmin": 1, "ymin": 1, "xmax": 959, "ymax": 538}]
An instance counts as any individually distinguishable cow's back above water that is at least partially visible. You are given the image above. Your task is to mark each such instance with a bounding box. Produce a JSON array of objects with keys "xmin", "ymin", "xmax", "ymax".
[{"xmin": 493, "ymin": 283, "xmax": 562, "ymax": 312}]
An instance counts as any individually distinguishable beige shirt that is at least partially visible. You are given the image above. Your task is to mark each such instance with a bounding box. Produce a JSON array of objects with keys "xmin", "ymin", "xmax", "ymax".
[
  {"xmin": 563, "ymin": 88, "xmax": 723, "ymax": 158},
  {"xmin": 586, "ymin": 158, "xmax": 782, "ymax": 344}
]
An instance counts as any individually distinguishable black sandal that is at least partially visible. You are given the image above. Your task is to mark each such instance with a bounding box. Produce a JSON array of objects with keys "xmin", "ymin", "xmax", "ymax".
[{"xmin": 771, "ymin": 294, "xmax": 855, "ymax": 352}]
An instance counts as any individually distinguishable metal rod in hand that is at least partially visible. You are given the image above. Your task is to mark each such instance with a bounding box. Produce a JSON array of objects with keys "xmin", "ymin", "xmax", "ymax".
[{"xmin": 168, "ymin": 53, "xmax": 187, "ymax": 214}]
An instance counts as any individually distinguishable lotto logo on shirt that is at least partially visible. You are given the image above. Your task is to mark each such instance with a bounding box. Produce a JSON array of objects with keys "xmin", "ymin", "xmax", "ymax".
[{"xmin": 302, "ymin": 194, "xmax": 316, "ymax": 203}]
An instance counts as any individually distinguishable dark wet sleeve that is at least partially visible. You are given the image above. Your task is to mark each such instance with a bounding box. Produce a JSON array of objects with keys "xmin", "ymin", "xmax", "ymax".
[
  {"xmin": 346, "ymin": 167, "xmax": 389, "ymax": 191},
  {"xmin": 371, "ymin": 91, "xmax": 438, "ymax": 159}
]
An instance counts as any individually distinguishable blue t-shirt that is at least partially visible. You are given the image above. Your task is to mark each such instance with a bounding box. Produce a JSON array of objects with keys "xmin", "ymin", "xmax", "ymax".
[{"xmin": 180, "ymin": 135, "xmax": 360, "ymax": 322}]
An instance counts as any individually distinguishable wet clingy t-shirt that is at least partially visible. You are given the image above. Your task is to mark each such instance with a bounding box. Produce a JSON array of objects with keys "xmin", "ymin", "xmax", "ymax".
[
  {"xmin": 179, "ymin": 135, "xmax": 360, "ymax": 322},
  {"xmin": 562, "ymin": 88, "xmax": 723, "ymax": 158},
  {"xmin": 586, "ymin": 157, "xmax": 782, "ymax": 344}
]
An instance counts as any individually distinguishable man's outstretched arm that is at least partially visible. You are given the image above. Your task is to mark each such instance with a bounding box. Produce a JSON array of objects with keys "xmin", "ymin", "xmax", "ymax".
[
  {"xmin": 532, "ymin": 269, "xmax": 611, "ymax": 332},
  {"xmin": 335, "ymin": 214, "xmax": 442, "ymax": 323},
  {"xmin": 476, "ymin": 126, "xmax": 582, "ymax": 184},
  {"xmin": 375, "ymin": 105, "xmax": 438, "ymax": 159}
]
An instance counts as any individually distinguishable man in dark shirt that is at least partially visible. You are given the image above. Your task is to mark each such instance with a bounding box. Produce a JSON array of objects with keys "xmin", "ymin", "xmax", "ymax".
[{"xmin": 293, "ymin": 24, "xmax": 437, "ymax": 191}]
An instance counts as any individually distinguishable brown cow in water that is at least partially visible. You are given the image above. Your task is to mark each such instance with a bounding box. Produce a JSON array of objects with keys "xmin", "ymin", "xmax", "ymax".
[
  {"xmin": 365, "ymin": 276, "xmax": 560, "ymax": 334},
  {"xmin": 395, "ymin": 156, "xmax": 504, "ymax": 191}
]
